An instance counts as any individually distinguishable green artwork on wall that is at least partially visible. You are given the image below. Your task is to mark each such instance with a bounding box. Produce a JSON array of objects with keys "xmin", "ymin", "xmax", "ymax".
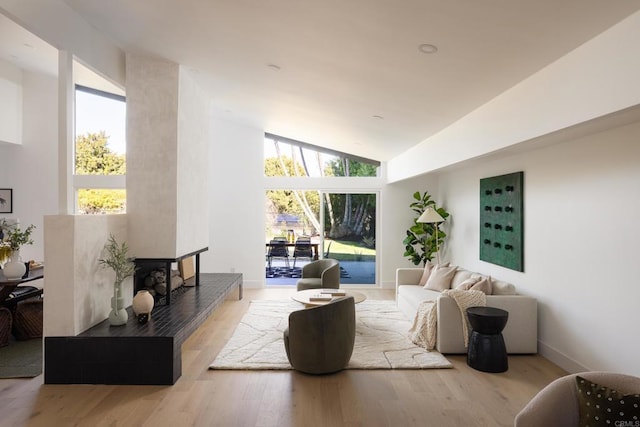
[{"xmin": 479, "ymin": 171, "xmax": 524, "ymax": 272}]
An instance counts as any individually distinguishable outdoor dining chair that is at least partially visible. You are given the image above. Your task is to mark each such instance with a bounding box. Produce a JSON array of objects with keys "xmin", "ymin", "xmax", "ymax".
[
  {"xmin": 292, "ymin": 237, "xmax": 313, "ymax": 268},
  {"xmin": 267, "ymin": 239, "xmax": 290, "ymax": 269}
]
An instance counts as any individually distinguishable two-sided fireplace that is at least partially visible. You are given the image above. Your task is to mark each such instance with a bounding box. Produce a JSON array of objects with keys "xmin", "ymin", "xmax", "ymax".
[{"xmin": 133, "ymin": 247, "xmax": 208, "ymax": 305}]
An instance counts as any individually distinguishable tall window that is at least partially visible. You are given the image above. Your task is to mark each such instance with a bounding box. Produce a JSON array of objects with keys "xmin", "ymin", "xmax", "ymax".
[
  {"xmin": 74, "ymin": 85, "xmax": 126, "ymax": 214},
  {"xmin": 264, "ymin": 133, "xmax": 379, "ymax": 286},
  {"xmin": 264, "ymin": 133, "xmax": 379, "ymax": 178}
]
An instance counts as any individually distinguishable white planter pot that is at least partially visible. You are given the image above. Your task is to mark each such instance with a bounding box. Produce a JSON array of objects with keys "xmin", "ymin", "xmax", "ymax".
[
  {"xmin": 108, "ymin": 281, "xmax": 129, "ymax": 326},
  {"xmin": 133, "ymin": 290, "xmax": 154, "ymax": 316},
  {"xmin": 3, "ymin": 250, "xmax": 26, "ymax": 280}
]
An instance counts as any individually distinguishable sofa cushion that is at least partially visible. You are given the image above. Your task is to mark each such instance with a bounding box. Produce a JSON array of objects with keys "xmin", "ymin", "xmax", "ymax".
[
  {"xmin": 418, "ymin": 262, "xmax": 450, "ymax": 287},
  {"xmin": 492, "ymin": 279, "xmax": 517, "ymax": 295},
  {"xmin": 455, "ymin": 277, "xmax": 480, "ymax": 290},
  {"xmin": 472, "ymin": 276, "xmax": 493, "ymax": 294},
  {"xmin": 450, "ymin": 269, "xmax": 474, "ymax": 288},
  {"xmin": 425, "ymin": 264, "xmax": 457, "ymax": 292},
  {"xmin": 455, "ymin": 276, "xmax": 492, "ymax": 294},
  {"xmin": 398, "ymin": 285, "xmax": 440, "ymax": 303},
  {"xmin": 418, "ymin": 261, "xmax": 436, "ymax": 286}
]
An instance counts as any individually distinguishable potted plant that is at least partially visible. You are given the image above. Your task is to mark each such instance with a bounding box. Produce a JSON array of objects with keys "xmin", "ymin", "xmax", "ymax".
[
  {"xmin": 403, "ymin": 191, "xmax": 450, "ymax": 266},
  {"xmin": 0, "ymin": 220, "xmax": 35, "ymax": 279},
  {"xmin": 99, "ymin": 234, "xmax": 136, "ymax": 326}
]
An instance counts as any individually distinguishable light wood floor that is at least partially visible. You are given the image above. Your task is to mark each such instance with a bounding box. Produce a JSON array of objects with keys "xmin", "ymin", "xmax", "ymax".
[{"xmin": 0, "ymin": 288, "xmax": 567, "ymax": 427}]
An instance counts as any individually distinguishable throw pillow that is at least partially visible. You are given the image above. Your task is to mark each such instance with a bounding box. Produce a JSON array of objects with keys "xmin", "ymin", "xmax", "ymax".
[
  {"xmin": 450, "ymin": 269, "xmax": 474, "ymax": 288},
  {"xmin": 492, "ymin": 279, "xmax": 517, "ymax": 295},
  {"xmin": 455, "ymin": 277, "xmax": 480, "ymax": 290},
  {"xmin": 425, "ymin": 264, "xmax": 458, "ymax": 292},
  {"xmin": 575, "ymin": 376, "xmax": 640, "ymax": 427},
  {"xmin": 419, "ymin": 262, "xmax": 449, "ymax": 287},
  {"xmin": 418, "ymin": 261, "xmax": 436, "ymax": 287},
  {"xmin": 471, "ymin": 276, "xmax": 493, "ymax": 295}
]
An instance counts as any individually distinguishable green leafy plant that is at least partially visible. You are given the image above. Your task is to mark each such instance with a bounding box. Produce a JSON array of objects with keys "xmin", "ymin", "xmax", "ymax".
[
  {"xmin": 0, "ymin": 219, "xmax": 36, "ymax": 251},
  {"xmin": 98, "ymin": 234, "xmax": 136, "ymax": 284},
  {"xmin": 403, "ymin": 191, "xmax": 450, "ymax": 266}
]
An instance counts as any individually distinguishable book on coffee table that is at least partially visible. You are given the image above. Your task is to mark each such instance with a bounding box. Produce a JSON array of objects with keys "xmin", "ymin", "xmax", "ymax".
[
  {"xmin": 309, "ymin": 294, "xmax": 334, "ymax": 301},
  {"xmin": 320, "ymin": 290, "xmax": 347, "ymax": 296}
]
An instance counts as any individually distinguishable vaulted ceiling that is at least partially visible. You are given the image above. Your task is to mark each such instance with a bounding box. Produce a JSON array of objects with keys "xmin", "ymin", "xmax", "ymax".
[{"xmin": 4, "ymin": 1, "xmax": 640, "ymax": 161}]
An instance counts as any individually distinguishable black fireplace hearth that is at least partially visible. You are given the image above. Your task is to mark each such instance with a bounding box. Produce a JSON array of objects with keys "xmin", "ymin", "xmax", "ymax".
[{"xmin": 45, "ymin": 272, "xmax": 243, "ymax": 385}]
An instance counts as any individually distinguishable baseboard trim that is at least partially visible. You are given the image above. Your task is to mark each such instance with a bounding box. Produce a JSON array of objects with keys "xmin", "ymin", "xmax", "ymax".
[
  {"xmin": 538, "ymin": 340, "xmax": 590, "ymax": 374},
  {"xmin": 380, "ymin": 280, "xmax": 395, "ymax": 289},
  {"xmin": 244, "ymin": 279, "xmax": 264, "ymax": 289}
]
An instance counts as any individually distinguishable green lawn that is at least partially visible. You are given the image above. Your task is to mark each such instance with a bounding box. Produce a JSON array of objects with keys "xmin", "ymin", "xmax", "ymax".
[{"xmin": 325, "ymin": 239, "xmax": 376, "ymax": 262}]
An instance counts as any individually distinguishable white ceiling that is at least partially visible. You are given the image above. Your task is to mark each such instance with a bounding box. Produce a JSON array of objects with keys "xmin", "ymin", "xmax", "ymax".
[
  {"xmin": 0, "ymin": 13, "xmax": 57, "ymax": 76},
  {"xmin": 0, "ymin": 13, "xmax": 124, "ymax": 95},
  {"xmin": 5, "ymin": 2, "xmax": 640, "ymax": 161}
]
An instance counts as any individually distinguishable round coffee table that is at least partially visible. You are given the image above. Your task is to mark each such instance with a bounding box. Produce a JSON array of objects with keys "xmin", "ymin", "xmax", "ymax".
[{"xmin": 292, "ymin": 288, "xmax": 366, "ymax": 307}]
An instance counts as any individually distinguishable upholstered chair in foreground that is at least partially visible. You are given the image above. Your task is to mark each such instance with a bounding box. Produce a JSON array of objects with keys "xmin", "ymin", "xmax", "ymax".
[
  {"xmin": 283, "ymin": 296, "xmax": 355, "ymax": 374},
  {"xmin": 295, "ymin": 258, "xmax": 340, "ymax": 291},
  {"xmin": 515, "ymin": 371, "xmax": 640, "ymax": 427}
]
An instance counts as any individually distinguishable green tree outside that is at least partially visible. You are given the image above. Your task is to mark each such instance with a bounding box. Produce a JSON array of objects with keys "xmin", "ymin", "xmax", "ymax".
[
  {"xmin": 264, "ymin": 157, "xmax": 319, "ymax": 218},
  {"xmin": 75, "ymin": 131, "xmax": 126, "ymax": 214},
  {"xmin": 75, "ymin": 131, "xmax": 125, "ymax": 175},
  {"xmin": 265, "ymin": 153, "xmax": 377, "ymax": 242}
]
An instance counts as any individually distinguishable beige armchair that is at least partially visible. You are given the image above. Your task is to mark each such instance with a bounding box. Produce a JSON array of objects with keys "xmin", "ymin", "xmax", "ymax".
[
  {"xmin": 296, "ymin": 258, "xmax": 340, "ymax": 291},
  {"xmin": 283, "ymin": 296, "xmax": 355, "ymax": 374},
  {"xmin": 515, "ymin": 371, "xmax": 640, "ymax": 427}
]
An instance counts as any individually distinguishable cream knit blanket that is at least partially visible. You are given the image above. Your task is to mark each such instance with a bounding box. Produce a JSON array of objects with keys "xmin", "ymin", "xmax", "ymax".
[{"xmin": 409, "ymin": 289, "xmax": 487, "ymax": 350}]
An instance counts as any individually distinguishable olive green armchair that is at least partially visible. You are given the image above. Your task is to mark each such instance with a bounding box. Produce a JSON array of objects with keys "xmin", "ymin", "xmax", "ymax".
[
  {"xmin": 295, "ymin": 258, "xmax": 340, "ymax": 291},
  {"xmin": 283, "ymin": 296, "xmax": 356, "ymax": 374}
]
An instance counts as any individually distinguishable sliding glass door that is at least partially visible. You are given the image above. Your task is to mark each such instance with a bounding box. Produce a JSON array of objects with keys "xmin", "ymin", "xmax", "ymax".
[
  {"xmin": 322, "ymin": 192, "xmax": 376, "ymax": 285},
  {"xmin": 265, "ymin": 190, "xmax": 321, "ymax": 285},
  {"xmin": 265, "ymin": 190, "xmax": 377, "ymax": 286}
]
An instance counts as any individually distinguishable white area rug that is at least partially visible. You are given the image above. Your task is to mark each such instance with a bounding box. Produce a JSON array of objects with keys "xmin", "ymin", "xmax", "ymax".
[{"xmin": 209, "ymin": 299, "xmax": 452, "ymax": 370}]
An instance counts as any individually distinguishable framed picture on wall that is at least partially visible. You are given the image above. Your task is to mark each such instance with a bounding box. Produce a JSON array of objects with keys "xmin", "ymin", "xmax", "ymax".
[{"xmin": 0, "ymin": 189, "xmax": 12, "ymax": 213}]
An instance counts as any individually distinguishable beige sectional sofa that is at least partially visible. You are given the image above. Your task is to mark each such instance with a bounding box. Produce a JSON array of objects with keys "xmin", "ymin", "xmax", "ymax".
[{"xmin": 396, "ymin": 266, "xmax": 538, "ymax": 354}]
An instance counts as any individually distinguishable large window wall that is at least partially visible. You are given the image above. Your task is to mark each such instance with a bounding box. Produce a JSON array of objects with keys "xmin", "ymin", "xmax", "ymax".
[{"xmin": 264, "ymin": 134, "xmax": 381, "ymax": 286}]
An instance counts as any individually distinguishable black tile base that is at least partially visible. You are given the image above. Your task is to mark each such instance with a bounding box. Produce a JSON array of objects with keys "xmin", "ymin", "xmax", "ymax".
[{"xmin": 45, "ymin": 273, "xmax": 242, "ymax": 385}]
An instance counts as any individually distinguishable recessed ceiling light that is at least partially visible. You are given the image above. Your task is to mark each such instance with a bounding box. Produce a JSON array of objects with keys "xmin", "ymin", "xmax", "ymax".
[
  {"xmin": 372, "ymin": 115, "xmax": 384, "ymax": 120},
  {"xmin": 418, "ymin": 43, "xmax": 438, "ymax": 54},
  {"xmin": 267, "ymin": 63, "xmax": 281, "ymax": 71}
]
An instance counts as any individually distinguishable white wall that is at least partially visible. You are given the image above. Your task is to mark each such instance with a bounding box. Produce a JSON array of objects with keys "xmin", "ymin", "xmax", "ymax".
[
  {"xmin": 126, "ymin": 54, "xmax": 180, "ymax": 258},
  {"xmin": 44, "ymin": 214, "xmax": 129, "ymax": 336},
  {"xmin": 435, "ymin": 119, "xmax": 640, "ymax": 376},
  {"xmin": 176, "ymin": 68, "xmax": 210, "ymax": 256},
  {"xmin": 379, "ymin": 174, "xmax": 441, "ymax": 288},
  {"xmin": 0, "ymin": 60, "xmax": 22, "ymax": 145},
  {"xmin": 0, "ymin": 69, "xmax": 58, "ymax": 262},
  {"xmin": 126, "ymin": 55, "xmax": 210, "ymax": 259},
  {"xmin": 203, "ymin": 118, "xmax": 265, "ymax": 287}
]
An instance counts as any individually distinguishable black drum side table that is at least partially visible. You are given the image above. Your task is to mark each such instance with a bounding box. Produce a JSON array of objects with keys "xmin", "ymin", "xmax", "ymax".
[{"xmin": 466, "ymin": 306, "xmax": 509, "ymax": 373}]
